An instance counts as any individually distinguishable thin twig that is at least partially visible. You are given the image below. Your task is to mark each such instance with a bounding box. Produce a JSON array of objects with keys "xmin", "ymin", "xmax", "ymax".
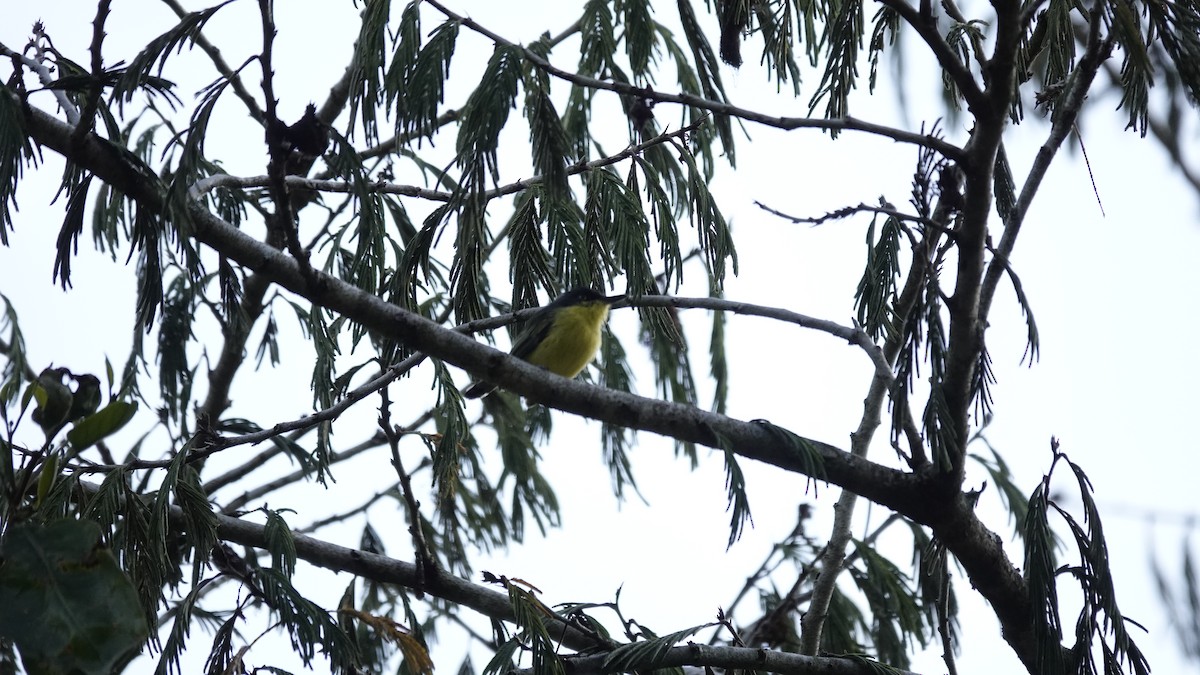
[
  {"xmin": 343, "ymin": 109, "xmax": 460, "ymax": 165},
  {"xmin": 935, "ymin": 544, "xmax": 959, "ymax": 675},
  {"xmin": 159, "ymin": 0, "xmax": 266, "ymax": 123},
  {"xmin": 424, "ymin": 0, "xmax": 963, "ymax": 160},
  {"xmin": 201, "ymin": 423, "xmax": 318, "ymax": 495},
  {"xmin": 795, "ymin": 191, "xmax": 952, "ymax": 648},
  {"xmin": 0, "ymin": 41, "xmax": 79, "ymax": 123},
  {"xmin": 625, "ymin": 295, "xmax": 896, "ymax": 388},
  {"xmin": 755, "ymin": 199, "xmax": 949, "ymax": 233},
  {"xmin": 256, "ymin": 0, "xmax": 316, "ymax": 291},
  {"xmin": 297, "ymin": 482, "xmax": 404, "ymax": 534},
  {"xmin": 218, "ymin": 434, "xmax": 383, "ymax": 514},
  {"xmin": 70, "ymin": 0, "xmax": 111, "ymax": 145},
  {"xmin": 192, "ymin": 118, "xmax": 708, "ymax": 204},
  {"xmin": 977, "ymin": 12, "xmax": 1114, "ymax": 325},
  {"xmin": 717, "ymin": 504, "xmax": 816, "ymax": 634},
  {"xmin": 742, "ymin": 513, "xmax": 903, "ymax": 647},
  {"xmin": 379, "ymin": 388, "xmax": 437, "ymax": 588}
]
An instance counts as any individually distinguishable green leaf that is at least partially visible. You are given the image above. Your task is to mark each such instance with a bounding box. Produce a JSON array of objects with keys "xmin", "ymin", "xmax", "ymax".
[
  {"xmin": 673, "ymin": 0, "xmax": 737, "ymax": 163},
  {"xmin": 264, "ymin": 509, "xmax": 299, "ymax": 578},
  {"xmin": 480, "ymin": 638, "xmax": 521, "ymax": 675},
  {"xmin": 456, "ymin": 44, "xmax": 523, "ymax": 193},
  {"xmin": 751, "ymin": 419, "xmax": 826, "ymax": 479},
  {"xmin": 52, "ymin": 173, "xmax": 92, "ymax": 291},
  {"xmin": 389, "ymin": 8, "xmax": 459, "ymax": 142},
  {"xmin": 507, "ymin": 190, "xmax": 557, "ymax": 311},
  {"xmin": 66, "ymin": 400, "xmax": 138, "ymax": 452},
  {"xmin": 522, "ymin": 64, "xmax": 572, "ymax": 203},
  {"xmin": 0, "ymin": 87, "xmax": 38, "ymax": 243},
  {"xmin": 619, "ymin": 0, "xmax": 659, "ymax": 79},
  {"xmin": 157, "ymin": 275, "xmax": 196, "ymax": 421},
  {"xmin": 602, "ymin": 624, "xmax": 708, "ymax": 671},
  {"xmin": 708, "ymin": 289, "xmax": 728, "ymax": 415},
  {"xmin": 867, "ymin": 6, "xmax": 900, "ymax": 92},
  {"xmin": 346, "ymin": 0, "xmax": 392, "ymax": 143},
  {"xmin": 598, "ymin": 325, "xmax": 638, "ymax": 498},
  {"xmin": 579, "ymin": 0, "xmax": 618, "ymax": 77},
  {"xmin": 719, "ymin": 438, "xmax": 753, "ymax": 549},
  {"xmin": 854, "ymin": 214, "xmax": 902, "ymax": 341},
  {"xmin": 111, "ymin": 2, "xmax": 234, "ymax": 110},
  {"xmin": 809, "ymin": 0, "xmax": 864, "ymax": 127},
  {"xmin": 0, "ymin": 293, "xmax": 31, "ymax": 406},
  {"xmin": 256, "ymin": 568, "xmax": 363, "ymax": 670},
  {"xmin": 0, "ymin": 520, "xmax": 148, "ymax": 674}
]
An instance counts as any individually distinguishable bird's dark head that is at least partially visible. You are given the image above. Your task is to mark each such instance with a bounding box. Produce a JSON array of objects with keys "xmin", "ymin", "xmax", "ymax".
[{"xmin": 554, "ymin": 287, "xmax": 626, "ymax": 307}]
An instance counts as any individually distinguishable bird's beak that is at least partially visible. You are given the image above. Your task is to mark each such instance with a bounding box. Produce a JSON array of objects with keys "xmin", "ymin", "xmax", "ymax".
[{"xmin": 606, "ymin": 294, "xmax": 626, "ymax": 305}]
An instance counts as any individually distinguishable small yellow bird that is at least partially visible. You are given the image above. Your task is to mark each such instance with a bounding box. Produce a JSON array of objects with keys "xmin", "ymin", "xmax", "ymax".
[{"xmin": 463, "ymin": 288, "xmax": 625, "ymax": 398}]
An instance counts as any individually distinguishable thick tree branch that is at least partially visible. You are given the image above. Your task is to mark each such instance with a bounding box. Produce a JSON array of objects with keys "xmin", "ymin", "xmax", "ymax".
[
  {"xmin": 200, "ymin": 504, "xmax": 605, "ymax": 650},
  {"xmin": 936, "ymin": 0, "xmax": 1028, "ymax": 477},
  {"xmin": 937, "ymin": 0, "xmax": 1032, "ymax": 461},
  {"xmin": 514, "ymin": 645, "xmax": 923, "ymax": 675},
  {"xmin": 196, "ymin": 501, "xmax": 923, "ymax": 675}
]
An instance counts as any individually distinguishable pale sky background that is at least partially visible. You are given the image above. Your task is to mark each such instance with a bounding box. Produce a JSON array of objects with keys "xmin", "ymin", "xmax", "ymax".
[{"xmin": 1, "ymin": 1, "xmax": 1198, "ymax": 674}]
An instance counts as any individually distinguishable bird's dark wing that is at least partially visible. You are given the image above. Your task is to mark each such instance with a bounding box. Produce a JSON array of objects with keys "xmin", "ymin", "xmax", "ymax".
[{"xmin": 508, "ymin": 306, "xmax": 555, "ymax": 360}]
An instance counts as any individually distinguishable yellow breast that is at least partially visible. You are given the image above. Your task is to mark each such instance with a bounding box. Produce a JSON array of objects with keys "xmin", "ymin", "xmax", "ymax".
[{"xmin": 525, "ymin": 302, "xmax": 610, "ymax": 378}]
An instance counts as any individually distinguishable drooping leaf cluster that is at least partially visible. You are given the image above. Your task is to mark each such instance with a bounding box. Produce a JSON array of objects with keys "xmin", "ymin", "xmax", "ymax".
[{"xmin": 1023, "ymin": 445, "xmax": 1151, "ymax": 675}]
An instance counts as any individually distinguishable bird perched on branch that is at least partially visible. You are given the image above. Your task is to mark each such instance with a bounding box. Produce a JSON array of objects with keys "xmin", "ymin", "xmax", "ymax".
[{"xmin": 463, "ymin": 288, "xmax": 625, "ymax": 399}]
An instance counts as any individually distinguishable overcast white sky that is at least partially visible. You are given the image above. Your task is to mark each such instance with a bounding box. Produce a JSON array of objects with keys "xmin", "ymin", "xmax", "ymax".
[{"xmin": 2, "ymin": 1, "xmax": 1198, "ymax": 673}]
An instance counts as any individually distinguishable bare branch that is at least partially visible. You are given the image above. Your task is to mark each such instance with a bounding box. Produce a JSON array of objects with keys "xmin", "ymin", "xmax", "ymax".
[
  {"xmin": 160, "ymin": 0, "xmax": 266, "ymax": 123},
  {"xmin": 799, "ymin": 339, "xmax": 893, "ymax": 652},
  {"xmin": 200, "ymin": 274, "xmax": 271, "ymax": 421},
  {"xmin": 626, "ymin": 294, "xmax": 895, "ymax": 387},
  {"xmin": 379, "ymin": 388, "xmax": 437, "ymax": 585},
  {"xmin": 510, "ymin": 643, "xmax": 925, "ymax": 675},
  {"xmin": 755, "ymin": 198, "xmax": 949, "ymax": 233},
  {"xmin": 218, "ymin": 433, "xmax": 382, "ymax": 514},
  {"xmin": 0, "ymin": 41, "xmax": 79, "ymax": 124},
  {"xmin": 351, "ymin": 109, "xmax": 460, "ymax": 164},
  {"xmin": 70, "ymin": 0, "xmax": 111, "ymax": 145},
  {"xmin": 297, "ymin": 482, "xmax": 403, "ymax": 534}
]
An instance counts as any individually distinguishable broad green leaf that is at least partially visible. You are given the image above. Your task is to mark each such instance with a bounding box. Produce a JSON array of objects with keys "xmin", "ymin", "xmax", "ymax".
[
  {"xmin": 0, "ymin": 520, "xmax": 148, "ymax": 674},
  {"xmin": 66, "ymin": 400, "xmax": 138, "ymax": 452}
]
